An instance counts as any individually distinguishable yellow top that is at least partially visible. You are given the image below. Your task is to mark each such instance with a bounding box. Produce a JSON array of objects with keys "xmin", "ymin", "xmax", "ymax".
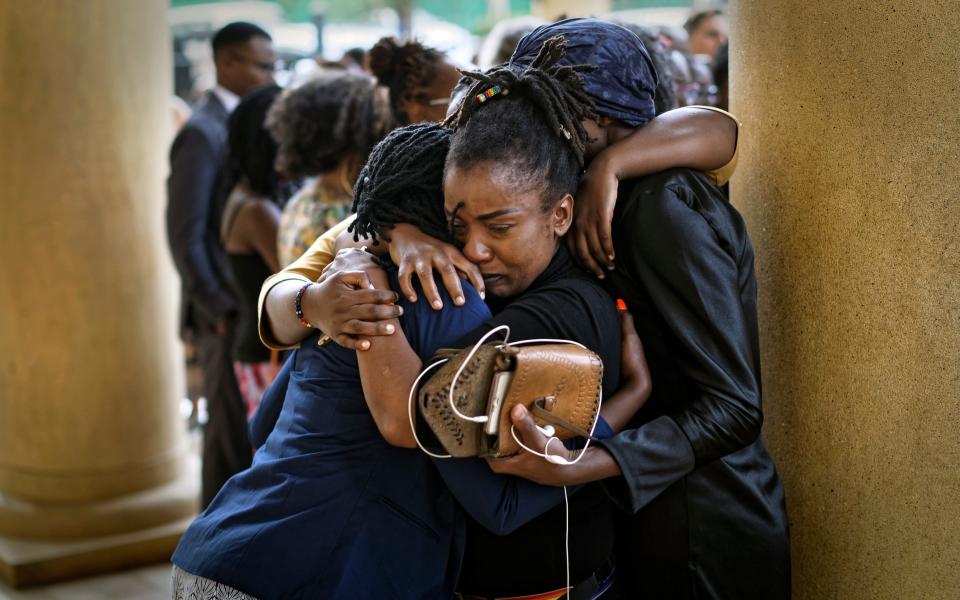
[
  {"xmin": 695, "ymin": 106, "xmax": 741, "ymax": 187},
  {"xmin": 257, "ymin": 214, "xmax": 354, "ymax": 349},
  {"xmin": 257, "ymin": 107, "xmax": 741, "ymax": 349}
]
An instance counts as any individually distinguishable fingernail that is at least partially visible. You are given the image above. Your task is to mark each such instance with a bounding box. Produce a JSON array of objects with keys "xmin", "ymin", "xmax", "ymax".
[
  {"xmin": 607, "ymin": 264, "xmax": 615, "ymax": 271},
  {"xmin": 455, "ymin": 295, "xmax": 465, "ymax": 305},
  {"xmin": 396, "ymin": 306, "xmax": 404, "ymax": 316},
  {"xmin": 432, "ymin": 300, "xmax": 443, "ymax": 309},
  {"xmin": 408, "ymin": 295, "xmax": 417, "ymax": 302},
  {"xmin": 608, "ymin": 254, "xmax": 615, "ymax": 261},
  {"xmin": 385, "ymin": 324, "xmax": 395, "ymax": 334},
  {"xmin": 360, "ymin": 341, "xmax": 370, "ymax": 350},
  {"xmin": 480, "ymin": 291, "xmax": 486, "ymax": 299},
  {"xmin": 597, "ymin": 273, "xmax": 605, "ymax": 280}
]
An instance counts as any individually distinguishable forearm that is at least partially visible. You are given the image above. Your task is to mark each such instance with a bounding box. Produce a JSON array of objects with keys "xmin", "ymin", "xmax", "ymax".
[
  {"xmin": 167, "ymin": 209, "xmax": 236, "ymax": 321},
  {"xmin": 571, "ymin": 445, "xmax": 622, "ymax": 483},
  {"xmin": 601, "ymin": 106, "xmax": 738, "ymax": 180},
  {"xmin": 259, "ymin": 223, "xmax": 341, "ymax": 348},
  {"xmin": 598, "ymin": 382, "xmax": 645, "ymax": 433},
  {"xmin": 356, "ymin": 267, "xmax": 418, "ymax": 447},
  {"xmin": 261, "ymin": 278, "xmax": 314, "ymax": 348}
]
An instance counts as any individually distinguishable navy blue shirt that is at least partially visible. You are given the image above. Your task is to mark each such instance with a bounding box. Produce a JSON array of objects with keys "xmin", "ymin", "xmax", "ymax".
[{"xmin": 173, "ymin": 275, "xmax": 491, "ymax": 598}]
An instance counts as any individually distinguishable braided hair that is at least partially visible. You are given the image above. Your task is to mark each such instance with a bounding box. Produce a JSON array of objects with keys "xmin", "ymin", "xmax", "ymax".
[
  {"xmin": 349, "ymin": 123, "xmax": 452, "ymax": 245},
  {"xmin": 444, "ymin": 36, "xmax": 599, "ymax": 209}
]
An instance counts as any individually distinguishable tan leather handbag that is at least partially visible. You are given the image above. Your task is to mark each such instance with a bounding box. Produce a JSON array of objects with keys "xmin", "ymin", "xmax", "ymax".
[{"xmin": 416, "ymin": 327, "xmax": 603, "ymax": 459}]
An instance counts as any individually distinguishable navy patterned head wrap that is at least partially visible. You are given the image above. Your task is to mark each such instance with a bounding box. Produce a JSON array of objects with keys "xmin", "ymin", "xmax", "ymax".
[{"xmin": 510, "ymin": 18, "xmax": 658, "ymax": 127}]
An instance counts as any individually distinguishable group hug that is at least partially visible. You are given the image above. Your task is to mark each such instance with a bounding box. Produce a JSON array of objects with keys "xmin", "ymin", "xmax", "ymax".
[{"xmin": 170, "ymin": 18, "xmax": 791, "ymax": 600}]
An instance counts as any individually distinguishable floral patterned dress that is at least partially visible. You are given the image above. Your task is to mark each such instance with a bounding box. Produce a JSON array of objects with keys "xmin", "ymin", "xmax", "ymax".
[{"xmin": 276, "ymin": 180, "xmax": 353, "ymax": 268}]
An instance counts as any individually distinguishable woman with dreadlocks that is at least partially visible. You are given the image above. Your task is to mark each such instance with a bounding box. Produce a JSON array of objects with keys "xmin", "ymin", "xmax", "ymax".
[{"xmin": 172, "ymin": 115, "xmax": 650, "ymax": 598}]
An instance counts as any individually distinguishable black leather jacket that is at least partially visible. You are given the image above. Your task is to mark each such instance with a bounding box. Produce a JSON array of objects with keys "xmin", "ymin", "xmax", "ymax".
[{"xmin": 600, "ymin": 168, "xmax": 791, "ymax": 599}]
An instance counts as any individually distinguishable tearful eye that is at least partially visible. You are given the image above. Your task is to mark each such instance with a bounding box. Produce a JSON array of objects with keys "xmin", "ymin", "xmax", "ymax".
[{"xmin": 449, "ymin": 221, "xmax": 466, "ymax": 241}]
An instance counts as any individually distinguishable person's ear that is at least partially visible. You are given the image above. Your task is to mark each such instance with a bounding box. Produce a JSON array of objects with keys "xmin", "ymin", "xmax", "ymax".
[{"xmin": 553, "ymin": 194, "xmax": 574, "ymax": 237}]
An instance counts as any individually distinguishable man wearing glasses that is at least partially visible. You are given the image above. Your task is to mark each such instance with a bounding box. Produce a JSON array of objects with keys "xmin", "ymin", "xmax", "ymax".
[{"xmin": 166, "ymin": 22, "xmax": 276, "ymax": 507}]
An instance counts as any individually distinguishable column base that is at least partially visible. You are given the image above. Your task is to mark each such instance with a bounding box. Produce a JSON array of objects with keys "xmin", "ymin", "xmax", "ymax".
[
  {"xmin": 0, "ymin": 456, "xmax": 199, "ymax": 587},
  {"xmin": 0, "ymin": 517, "xmax": 192, "ymax": 588}
]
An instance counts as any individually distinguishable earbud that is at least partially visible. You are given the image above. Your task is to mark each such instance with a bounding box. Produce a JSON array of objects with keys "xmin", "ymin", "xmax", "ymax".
[{"xmin": 537, "ymin": 424, "xmax": 556, "ymax": 437}]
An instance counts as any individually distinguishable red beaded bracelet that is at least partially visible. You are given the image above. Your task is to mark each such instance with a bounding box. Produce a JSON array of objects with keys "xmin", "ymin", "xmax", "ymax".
[{"xmin": 294, "ymin": 283, "xmax": 314, "ymax": 329}]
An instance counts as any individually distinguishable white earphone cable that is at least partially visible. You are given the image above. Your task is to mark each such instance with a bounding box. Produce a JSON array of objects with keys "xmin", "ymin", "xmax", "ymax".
[
  {"xmin": 445, "ymin": 325, "xmax": 512, "ymax": 423},
  {"xmin": 407, "ymin": 358, "xmax": 453, "ymax": 459},
  {"xmin": 563, "ymin": 485, "xmax": 570, "ymax": 597}
]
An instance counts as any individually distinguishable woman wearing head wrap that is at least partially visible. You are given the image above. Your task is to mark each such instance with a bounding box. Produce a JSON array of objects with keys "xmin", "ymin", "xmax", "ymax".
[
  {"xmin": 492, "ymin": 20, "xmax": 791, "ymax": 600},
  {"xmin": 510, "ymin": 18, "xmax": 739, "ymax": 279}
]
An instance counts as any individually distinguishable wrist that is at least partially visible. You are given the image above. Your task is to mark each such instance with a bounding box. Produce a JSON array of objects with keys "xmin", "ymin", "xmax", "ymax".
[
  {"xmin": 572, "ymin": 446, "xmax": 620, "ymax": 484},
  {"xmin": 295, "ymin": 282, "xmax": 319, "ymax": 329},
  {"xmin": 589, "ymin": 147, "xmax": 622, "ymax": 182}
]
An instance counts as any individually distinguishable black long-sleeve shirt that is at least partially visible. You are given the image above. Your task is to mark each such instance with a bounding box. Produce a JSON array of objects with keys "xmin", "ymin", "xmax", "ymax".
[{"xmin": 451, "ymin": 247, "xmax": 622, "ymax": 597}]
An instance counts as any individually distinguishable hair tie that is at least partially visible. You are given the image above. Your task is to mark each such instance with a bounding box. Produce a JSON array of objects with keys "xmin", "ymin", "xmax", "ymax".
[{"xmin": 475, "ymin": 85, "xmax": 510, "ymax": 105}]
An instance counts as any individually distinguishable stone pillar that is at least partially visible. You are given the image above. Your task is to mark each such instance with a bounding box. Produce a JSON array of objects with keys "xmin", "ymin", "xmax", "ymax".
[
  {"xmin": 0, "ymin": 0, "xmax": 197, "ymax": 586},
  {"xmin": 731, "ymin": 1, "xmax": 960, "ymax": 598}
]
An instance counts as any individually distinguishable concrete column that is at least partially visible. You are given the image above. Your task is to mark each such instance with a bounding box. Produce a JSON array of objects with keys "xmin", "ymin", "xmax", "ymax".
[
  {"xmin": 0, "ymin": 0, "xmax": 197, "ymax": 586},
  {"xmin": 731, "ymin": 1, "xmax": 960, "ymax": 598}
]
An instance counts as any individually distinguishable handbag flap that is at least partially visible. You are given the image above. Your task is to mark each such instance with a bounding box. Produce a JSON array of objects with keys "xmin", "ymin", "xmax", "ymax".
[{"xmin": 493, "ymin": 344, "xmax": 602, "ymax": 457}]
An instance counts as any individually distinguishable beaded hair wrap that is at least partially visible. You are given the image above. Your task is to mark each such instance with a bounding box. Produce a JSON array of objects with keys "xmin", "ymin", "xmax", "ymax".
[
  {"xmin": 475, "ymin": 85, "xmax": 510, "ymax": 104},
  {"xmin": 445, "ymin": 35, "xmax": 599, "ymax": 167}
]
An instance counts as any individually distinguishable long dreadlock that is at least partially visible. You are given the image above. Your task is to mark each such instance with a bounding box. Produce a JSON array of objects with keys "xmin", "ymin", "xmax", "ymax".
[
  {"xmin": 349, "ymin": 123, "xmax": 452, "ymax": 245},
  {"xmin": 445, "ymin": 36, "xmax": 598, "ymax": 167}
]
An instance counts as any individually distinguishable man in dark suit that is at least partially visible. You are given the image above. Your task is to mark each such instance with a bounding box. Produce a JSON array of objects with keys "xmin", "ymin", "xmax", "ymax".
[{"xmin": 167, "ymin": 22, "xmax": 276, "ymax": 507}]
